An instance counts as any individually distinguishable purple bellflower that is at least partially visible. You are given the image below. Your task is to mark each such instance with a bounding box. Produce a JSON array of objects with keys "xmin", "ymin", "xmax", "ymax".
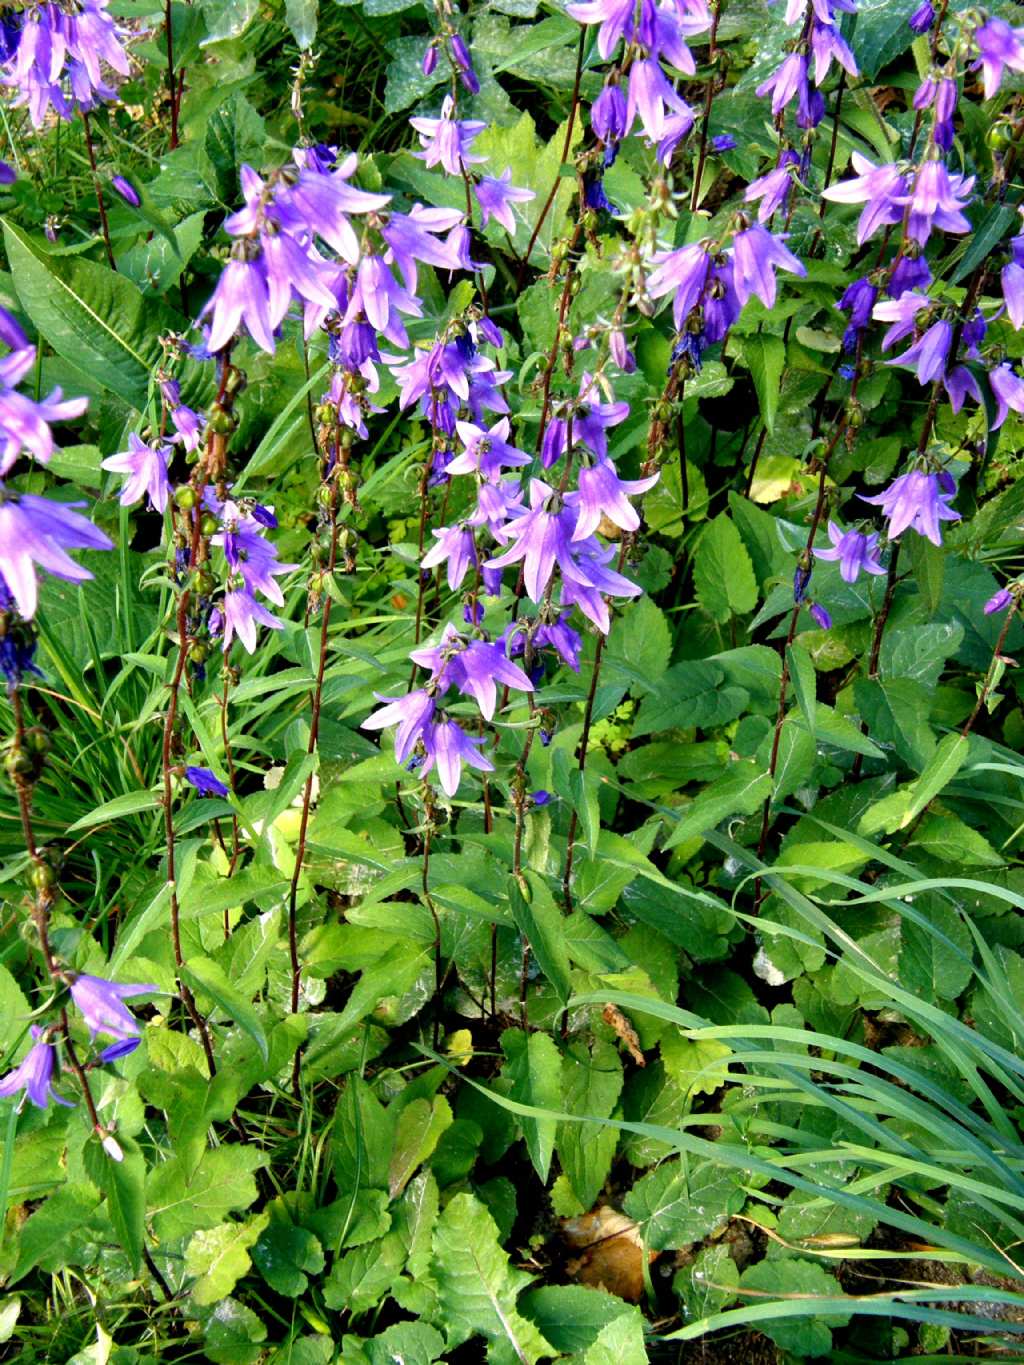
[
  {"xmin": 101, "ymin": 433, "xmax": 172, "ymax": 513},
  {"xmin": 887, "ymin": 318, "xmax": 952, "ymax": 384},
  {"xmin": 813, "ymin": 521, "xmax": 886, "ymax": 583},
  {"xmin": 69, "ymin": 974, "xmax": 155, "ymax": 1042},
  {"xmin": 909, "ymin": 1, "xmax": 934, "ymax": 34},
  {"xmin": 973, "ymin": 18, "xmax": 1024, "ymax": 99},
  {"xmin": 990, "ymin": 363, "xmax": 1024, "ymax": 430},
  {"xmin": 0, "ymin": 490, "xmax": 113, "ymax": 620},
  {"xmin": 409, "ymin": 96, "xmax": 487, "ymax": 177},
  {"xmin": 222, "ymin": 588, "xmax": 283, "ymax": 654},
  {"xmin": 111, "ymin": 175, "xmax": 140, "ymax": 207},
  {"xmin": 820, "ymin": 154, "xmax": 910, "ymax": 244},
  {"xmin": 647, "ymin": 242, "xmax": 712, "ymax": 329},
  {"xmin": 418, "ymin": 718, "xmax": 494, "ymax": 797},
  {"xmin": 985, "ymin": 587, "xmax": 1014, "ymax": 615},
  {"xmin": 420, "ymin": 523, "xmax": 478, "ymax": 589},
  {"xmin": 744, "ymin": 151, "xmax": 799, "ymax": 223},
  {"xmin": 730, "ymin": 223, "xmax": 806, "ymax": 309},
  {"xmin": 906, "ymin": 161, "xmax": 973, "ymax": 246},
  {"xmin": 862, "ymin": 469, "xmax": 960, "ymax": 546},
  {"xmin": 474, "ymin": 169, "xmax": 535, "ymax": 234},
  {"xmin": 410, "ymin": 626, "xmax": 534, "ymax": 720},
  {"xmin": 570, "ymin": 457, "xmax": 659, "ymax": 541},
  {"xmin": 0, "ymin": 1028, "xmax": 72, "ymax": 1110},
  {"xmin": 185, "ymin": 766, "xmax": 230, "ymax": 798},
  {"xmin": 362, "ymin": 688, "xmax": 436, "ymax": 764}
]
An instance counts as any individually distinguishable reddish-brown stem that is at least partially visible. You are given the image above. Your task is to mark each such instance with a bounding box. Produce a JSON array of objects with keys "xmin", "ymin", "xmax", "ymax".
[
  {"xmin": 81, "ymin": 112, "xmax": 116, "ymax": 271},
  {"xmin": 164, "ymin": 0, "xmax": 179, "ymax": 150},
  {"xmin": 962, "ymin": 607, "xmax": 1017, "ymax": 739},
  {"xmin": 689, "ymin": 3, "xmax": 722, "ymax": 214}
]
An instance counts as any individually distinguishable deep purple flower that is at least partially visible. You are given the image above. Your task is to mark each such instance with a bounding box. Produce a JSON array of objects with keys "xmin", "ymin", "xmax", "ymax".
[
  {"xmin": 449, "ymin": 33, "xmax": 479, "ymax": 93},
  {"xmin": 410, "ymin": 627, "xmax": 534, "ymax": 720},
  {"xmin": 974, "ymin": 18, "xmax": 1024, "ymax": 99},
  {"xmin": 0, "ymin": 616, "xmax": 43, "ymax": 692},
  {"xmin": 419, "ymin": 718, "xmax": 494, "ymax": 797},
  {"xmin": 744, "ymin": 151, "xmax": 799, "ymax": 223},
  {"xmin": 0, "ymin": 489, "xmax": 112, "ymax": 620},
  {"xmin": 583, "ymin": 171, "xmax": 615, "ymax": 213},
  {"xmin": 98, "ymin": 1037, "xmax": 141, "ymax": 1063},
  {"xmin": 862, "ymin": 469, "xmax": 960, "ymax": 546},
  {"xmin": 837, "ymin": 276, "xmax": 878, "ymax": 352},
  {"xmin": 793, "ymin": 561, "xmax": 812, "ymax": 603},
  {"xmin": 592, "ymin": 82, "xmax": 629, "ymax": 144},
  {"xmin": 185, "ymin": 766, "xmax": 230, "ymax": 798},
  {"xmin": 222, "ymin": 588, "xmax": 282, "ymax": 653},
  {"xmin": 990, "ymin": 363, "xmax": 1024, "ymax": 430},
  {"xmin": 887, "ymin": 318, "xmax": 952, "ymax": 384},
  {"xmin": 531, "ymin": 790, "xmax": 552, "ymax": 806},
  {"xmin": 985, "ymin": 587, "xmax": 1013, "ymax": 615},
  {"xmin": 809, "ymin": 603, "xmax": 832, "ymax": 630},
  {"xmin": 101, "ymin": 433, "xmax": 172, "ymax": 513},
  {"xmin": 813, "ymin": 521, "xmax": 886, "ymax": 583},
  {"xmin": 540, "ymin": 373, "xmax": 629, "ymax": 469},
  {"xmin": 0, "ymin": 161, "xmax": 14, "ymax": 186},
  {"xmin": 474, "ymin": 169, "xmax": 535, "ymax": 234},
  {"xmin": 821, "ymin": 154, "xmax": 910, "ymax": 244},
  {"xmin": 730, "ymin": 223, "xmax": 806, "ymax": 309},
  {"xmin": 212, "ymin": 503, "xmax": 294, "ymax": 605},
  {"xmin": 535, "ymin": 613, "xmax": 582, "ymax": 671},
  {"xmin": 421, "ymin": 523, "xmax": 478, "ymax": 589},
  {"xmin": 711, "ymin": 134, "xmax": 737, "ymax": 152},
  {"xmin": 362, "ymin": 688, "xmax": 436, "ymax": 764},
  {"xmin": 570, "ymin": 457, "xmax": 658, "ymax": 541},
  {"xmin": 111, "ymin": 175, "xmax": 140, "ymax": 207},
  {"xmin": 421, "ymin": 43, "xmax": 438, "ymax": 76},
  {"xmin": 410, "ymin": 96, "xmax": 486, "ymax": 177},
  {"xmin": 888, "ymin": 254, "xmax": 932, "ymax": 298},
  {"xmin": 944, "ymin": 365, "xmax": 982, "ymax": 414},
  {"xmin": 647, "ymin": 242, "xmax": 712, "ymax": 328},
  {"xmin": 69, "ymin": 974, "xmax": 155, "ymax": 1042},
  {"xmin": 909, "ymin": 1, "xmax": 934, "ymax": 34},
  {"xmin": 0, "ymin": 1028, "xmax": 71, "ymax": 1110}
]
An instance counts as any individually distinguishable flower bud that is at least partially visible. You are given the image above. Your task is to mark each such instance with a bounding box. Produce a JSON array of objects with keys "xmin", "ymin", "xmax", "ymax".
[{"xmin": 174, "ymin": 486, "xmax": 197, "ymax": 510}]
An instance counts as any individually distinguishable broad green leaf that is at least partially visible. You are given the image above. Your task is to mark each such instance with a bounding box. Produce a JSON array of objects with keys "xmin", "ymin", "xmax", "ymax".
[
  {"xmin": 623, "ymin": 1157, "xmax": 745, "ymax": 1250},
  {"xmin": 693, "ymin": 515, "xmax": 759, "ymax": 623},
  {"xmin": 432, "ymin": 1193, "xmax": 553, "ymax": 1364},
  {"xmin": 737, "ymin": 1259, "xmax": 851, "ymax": 1356},
  {"xmin": 388, "ymin": 1097, "xmax": 453, "ymax": 1199},
  {"xmin": 632, "ymin": 660, "xmax": 748, "ymax": 736},
  {"xmin": 508, "ymin": 871, "xmax": 573, "ymax": 1003},
  {"xmin": 664, "ymin": 763, "xmax": 771, "ymax": 850},
  {"xmin": 148, "ymin": 1146, "xmax": 265, "ymax": 1241},
  {"xmin": 501, "ymin": 1029, "xmax": 561, "ymax": 1182},
  {"xmin": 252, "ymin": 1223, "xmax": 325, "ymax": 1297},
  {"xmin": 859, "ymin": 733, "xmax": 968, "ymax": 835},
  {"xmin": 83, "ymin": 1135, "xmax": 146, "ymax": 1275},
  {"xmin": 186, "ymin": 1213, "xmax": 269, "ymax": 1306},
  {"xmin": 11, "ymin": 1183, "xmax": 100, "ymax": 1284},
  {"xmin": 580, "ymin": 1307, "xmax": 648, "ymax": 1364},
  {"xmin": 181, "ymin": 956, "xmax": 268, "ymax": 1060},
  {"xmin": 744, "ymin": 335, "xmax": 785, "ymax": 434}
]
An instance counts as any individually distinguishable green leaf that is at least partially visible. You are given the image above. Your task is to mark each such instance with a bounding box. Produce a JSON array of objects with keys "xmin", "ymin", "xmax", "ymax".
[
  {"xmin": 632, "ymin": 661, "xmax": 748, "ymax": 737},
  {"xmin": 366, "ymin": 1323, "xmax": 446, "ymax": 1365},
  {"xmin": 501, "ymin": 1029, "xmax": 562, "ymax": 1182},
  {"xmin": 580, "ymin": 1308, "xmax": 648, "ymax": 1365},
  {"xmin": 508, "ymin": 871, "xmax": 572, "ymax": 1003},
  {"xmin": 148, "ymin": 1146, "xmax": 265, "ymax": 1241},
  {"xmin": 186, "ymin": 1213, "xmax": 269, "ymax": 1306},
  {"xmin": 737, "ymin": 1259, "xmax": 851, "ymax": 1356},
  {"xmin": 334, "ymin": 1077, "xmax": 395, "ymax": 1195},
  {"xmin": 952, "ymin": 202, "xmax": 1017, "ymax": 285},
  {"xmin": 388, "ymin": 1097, "xmax": 453, "ymax": 1199},
  {"xmin": 693, "ymin": 515, "xmax": 759, "ymax": 623},
  {"xmin": 622, "ymin": 1157, "xmax": 745, "ymax": 1251},
  {"xmin": 285, "ymin": 0, "xmax": 317, "ymax": 46},
  {"xmin": 65, "ymin": 789, "xmax": 161, "ymax": 833},
  {"xmin": 557, "ymin": 1038, "xmax": 623, "ymax": 1209},
  {"xmin": 11, "ymin": 1183, "xmax": 100, "ymax": 1284},
  {"xmin": 520, "ymin": 1285, "xmax": 635, "ymax": 1353},
  {"xmin": 674, "ymin": 1244, "xmax": 739, "ymax": 1322},
  {"xmin": 2, "ymin": 219, "xmax": 207, "ymax": 411},
  {"xmin": 859, "ymin": 733, "xmax": 969, "ymax": 835},
  {"xmin": 83, "ymin": 1135, "xmax": 146, "ymax": 1275},
  {"xmin": 603, "ymin": 597, "xmax": 672, "ymax": 696},
  {"xmin": 432, "ymin": 1192, "xmax": 553, "ymax": 1364},
  {"xmin": 181, "ymin": 956, "xmax": 268, "ymax": 1060},
  {"xmin": 664, "ymin": 763, "xmax": 771, "ymax": 850},
  {"xmin": 252, "ymin": 1224, "xmax": 325, "ymax": 1297},
  {"xmin": 744, "ymin": 335, "xmax": 785, "ymax": 435},
  {"xmin": 900, "ymin": 895, "xmax": 973, "ymax": 1004}
]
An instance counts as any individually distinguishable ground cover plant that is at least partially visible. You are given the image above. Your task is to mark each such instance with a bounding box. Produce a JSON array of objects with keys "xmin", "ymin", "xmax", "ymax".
[{"xmin": 3, "ymin": 0, "xmax": 1024, "ymax": 1359}]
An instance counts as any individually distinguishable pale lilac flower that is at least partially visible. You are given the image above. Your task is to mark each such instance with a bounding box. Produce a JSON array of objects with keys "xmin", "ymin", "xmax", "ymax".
[
  {"xmin": 0, "ymin": 489, "xmax": 112, "ymax": 619},
  {"xmin": 813, "ymin": 521, "xmax": 886, "ymax": 583},
  {"xmin": 203, "ymin": 258, "xmax": 275, "ymax": 354},
  {"xmin": 421, "ymin": 523, "xmax": 478, "ymax": 589},
  {"xmin": 409, "ymin": 95, "xmax": 486, "ymax": 177},
  {"xmin": 485, "ymin": 478, "xmax": 594, "ymax": 602},
  {"xmin": 862, "ymin": 469, "xmax": 960, "ymax": 546},
  {"xmin": 1003, "ymin": 261, "xmax": 1024, "ymax": 330},
  {"xmin": 474, "ymin": 169, "xmax": 535, "ymax": 234},
  {"xmin": 380, "ymin": 205, "xmax": 465, "ymax": 292},
  {"xmin": 570, "ymin": 457, "xmax": 658, "ymax": 541},
  {"xmin": 567, "ymin": 0, "xmax": 638, "ymax": 59},
  {"xmin": 744, "ymin": 151, "xmax": 799, "ymax": 223},
  {"xmin": 990, "ymin": 363, "xmax": 1024, "ymax": 429},
  {"xmin": 559, "ymin": 539, "xmax": 642, "ymax": 632},
  {"xmin": 627, "ymin": 58, "xmax": 695, "ymax": 156},
  {"xmin": 101, "ymin": 433, "xmax": 172, "ymax": 513},
  {"xmin": 222, "ymin": 588, "xmax": 282, "ymax": 653},
  {"xmin": 944, "ymin": 365, "xmax": 982, "ymax": 414},
  {"xmin": 362, "ymin": 688, "xmax": 436, "ymax": 764},
  {"xmin": 609, "ymin": 328, "xmax": 636, "ymax": 373},
  {"xmin": 410, "ymin": 627, "xmax": 533, "ymax": 720},
  {"xmin": 647, "ymin": 242, "xmax": 712, "ymax": 328},
  {"xmin": 973, "ymin": 18, "xmax": 1024, "ymax": 99},
  {"xmin": 873, "ymin": 289, "xmax": 932, "ymax": 350},
  {"xmin": 730, "ymin": 223, "xmax": 806, "ymax": 309},
  {"xmin": 0, "ymin": 335, "xmax": 88, "ymax": 475},
  {"xmin": 419, "ymin": 718, "xmax": 494, "ymax": 797},
  {"xmin": 448, "ymin": 417, "xmax": 531, "ymax": 481},
  {"xmin": 69, "ymin": 974, "xmax": 155, "ymax": 1042},
  {"xmin": 756, "ymin": 52, "xmax": 808, "ymax": 115},
  {"xmin": 809, "ymin": 20, "xmax": 857, "ymax": 85},
  {"xmin": 820, "ymin": 153, "xmax": 910, "ymax": 244},
  {"xmin": 0, "ymin": 1028, "xmax": 71, "ymax": 1110},
  {"xmin": 212, "ymin": 504, "xmax": 294, "ymax": 605},
  {"xmin": 906, "ymin": 161, "xmax": 973, "ymax": 245},
  {"xmin": 185, "ymin": 766, "xmax": 229, "ymax": 797},
  {"xmin": 887, "ymin": 318, "xmax": 952, "ymax": 384}
]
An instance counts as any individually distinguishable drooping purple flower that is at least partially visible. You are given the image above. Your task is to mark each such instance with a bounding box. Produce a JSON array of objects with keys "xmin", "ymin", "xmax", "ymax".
[
  {"xmin": 98, "ymin": 1037, "xmax": 141, "ymax": 1063},
  {"xmin": 212, "ymin": 503, "xmax": 294, "ymax": 605},
  {"xmin": 449, "ymin": 33, "xmax": 479, "ymax": 92},
  {"xmin": 69, "ymin": 974, "xmax": 155, "ymax": 1042},
  {"xmin": 592, "ymin": 82, "xmax": 629, "ymax": 145},
  {"xmin": 711, "ymin": 133, "xmax": 737, "ymax": 152},
  {"xmin": 627, "ymin": 58, "xmax": 695, "ymax": 160},
  {"xmin": 421, "ymin": 523, "xmax": 478, "ymax": 590},
  {"xmin": 813, "ymin": 521, "xmax": 886, "ymax": 583},
  {"xmin": 533, "ymin": 613, "xmax": 582, "ymax": 671},
  {"xmin": 872, "ymin": 289, "xmax": 932, "ymax": 350},
  {"xmin": 809, "ymin": 603, "xmax": 832, "ymax": 630},
  {"xmin": 474, "ymin": 169, "xmax": 535, "ymax": 234},
  {"xmin": 837, "ymin": 276, "xmax": 878, "ymax": 352},
  {"xmin": 906, "ymin": 160, "xmax": 973, "ymax": 246},
  {"xmin": 888, "ymin": 254, "xmax": 932, "ymax": 298},
  {"xmin": 566, "ymin": 0, "xmax": 639, "ymax": 59},
  {"xmin": 409, "ymin": 95, "xmax": 487, "ymax": 177},
  {"xmin": 185, "ymin": 766, "xmax": 230, "ymax": 798},
  {"xmin": 484, "ymin": 479, "xmax": 587, "ymax": 602},
  {"xmin": 111, "ymin": 175, "xmax": 140, "ymax": 207},
  {"xmin": 410, "ymin": 626, "xmax": 534, "ymax": 720},
  {"xmin": 647, "ymin": 242, "xmax": 712, "ymax": 329},
  {"xmin": 944, "ymin": 364, "xmax": 982, "ymax": 414},
  {"xmin": 362, "ymin": 688, "xmax": 436, "ymax": 764},
  {"xmin": 887, "ymin": 318, "xmax": 952, "ymax": 384},
  {"xmin": 0, "ymin": 489, "xmax": 113, "ymax": 619},
  {"xmin": 985, "ymin": 587, "xmax": 1013, "ymax": 615},
  {"xmin": 820, "ymin": 154, "xmax": 910, "ymax": 244},
  {"xmin": 744, "ymin": 151, "xmax": 799, "ymax": 223},
  {"xmin": 0, "ymin": 1028, "xmax": 72, "ymax": 1110},
  {"xmin": 809, "ymin": 19, "xmax": 857, "ymax": 86},
  {"xmin": 862, "ymin": 470, "xmax": 960, "ymax": 546},
  {"xmin": 1003, "ymin": 261, "xmax": 1024, "ymax": 331},
  {"xmin": 0, "ymin": 161, "xmax": 14, "ymax": 186},
  {"xmin": 221, "ymin": 587, "xmax": 283, "ymax": 653},
  {"xmin": 101, "ymin": 433, "xmax": 172, "ymax": 513},
  {"xmin": 2, "ymin": 0, "xmax": 130, "ymax": 127},
  {"xmin": 421, "ymin": 42, "xmax": 438, "ymax": 76},
  {"xmin": 570, "ymin": 457, "xmax": 658, "ymax": 541},
  {"xmin": 756, "ymin": 52, "xmax": 808, "ymax": 115},
  {"xmin": 730, "ymin": 223, "xmax": 806, "ymax": 309},
  {"xmin": 0, "ymin": 330, "xmax": 89, "ymax": 474},
  {"xmin": 990, "ymin": 363, "xmax": 1024, "ymax": 430},
  {"xmin": 419, "ymin": 718, "xmax": 494, "ymax": 797},
  {"xmin": 973, "ymin": 18, "xmax": 1024, "ymax": 99},
  {"xmin": 909, "ymin": 1, "xmax": 934, "ymax": 34},
  {"xmin": 558, "ymin": 539, "xmax": 642, "ymax": 633}
]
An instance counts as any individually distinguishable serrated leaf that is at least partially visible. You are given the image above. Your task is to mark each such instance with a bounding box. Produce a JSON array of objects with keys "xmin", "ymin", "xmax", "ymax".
[
  {"xmin": 622, "ymin": 1157, "xmax": 745, "ymax": 1251},
  {"xmin": 508, "ymin": 871, "xmax": 572, "ymax": 1003},
  {"xmin": 186, "ymin": 1213, "xmax": 269, "ymax": 1306},
  {"xmin": 388, "ymin": 1097, "xmax": 453, "ymax": 1199},
  {"xmin": 252, "ymin": 1224, "xmax": 325, "ymax": 1297},
  {"xmin": 744, "ymin": 335, "xmax": 785, "ymax": 435},
  {"xmin": 148, "ymin": 1146, "xmax": 265, "ymax": 1241},
  {"xmin": 501, "ymin": 1029, "xmax": 561, "ymax": 1182},
  {"xmin": 859, "ymin": 733, "xmax": 968, "ymax": 835},
  {"xmin": 693, "ymin": 515, "xmax": 758, "ymax": 623},
  {"xmin": 664, "ymin": 763, "xmax": 771, "ymax": 850},
  {"xmin": 633, "ymin": 661, "xmax": 748, "ymax": 737},
  {"xmin": 738, "ymin": 1258, "xmax": 851, "ymax": 1356},
  {"xmin": 181, "ymin": 956, "xmax": 268, "ymax": 1060},
  {"xmin": 431, "ymin": 1193, "xmax": 553, "ymax": 1364},
  {"xmin": 83, "ymin": 1135, "xmax": 146, "ymax": 1275}
]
